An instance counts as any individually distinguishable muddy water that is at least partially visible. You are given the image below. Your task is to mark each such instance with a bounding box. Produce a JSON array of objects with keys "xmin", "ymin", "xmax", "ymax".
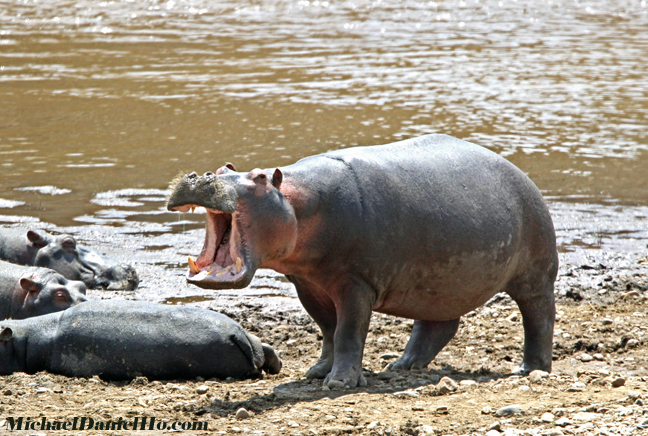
[{"xmin": 0, "ymin": 0, "xmax": 646, "ymax": 304}]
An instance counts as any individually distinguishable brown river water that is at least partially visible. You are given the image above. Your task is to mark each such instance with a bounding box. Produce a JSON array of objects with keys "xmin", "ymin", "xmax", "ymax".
[{"xmin": 0, "ymin": 0, "xmax": 646, "ymax": 303}]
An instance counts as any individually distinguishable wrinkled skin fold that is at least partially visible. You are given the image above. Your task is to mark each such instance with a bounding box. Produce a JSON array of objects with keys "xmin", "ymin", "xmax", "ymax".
[{"xmin": 167, "ymin": 134, "xmax": 558, "ymax": 388}]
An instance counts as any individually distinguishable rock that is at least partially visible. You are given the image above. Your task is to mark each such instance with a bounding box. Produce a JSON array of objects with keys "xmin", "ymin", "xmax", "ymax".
[
  {"xmin": 417, "ymin": 425, "xmax": 437, "ymax": 436},
  {"xmin": 601, "ymin": 318, "xmax": 613, "ymax": 325},
  {"xmin": 367, "ymin": 421, "xmax": 381, "ymax": 429},
  {"xmin": 485, "ymin": 430, "xmax": 501, "ymax": 436},
  {"xmin": 489, "ymin": 421, "xmax": 501, "ymax": 431},
  {"xmin": 380, "ymin": 352, "xmax": 399, "ymax": 359},
  {"xmin": 529, "ymin": 370, "xmax": 548, "ymax": 383},
  {"xmin": 555, "ymin": 417, "xmax": 572, "ymax": 427},
  {"xmin": 378, "ymin": 371, "xmax": 397, "ymax": 380},
  {"xmin": 436, "ymin": 376, "xmax": 458, "ymax": 395},
  {"xmin": 481, "ymin": 406, "xmax": 492, "ymax": 415},
  {"xmin": 506, "ymin": 313, "xmax": 519, "ymax": 322},
  {"xmin": 572, "ymin": 412, "xmax": 600, "ymax": 422},
  {"xmin": 579, "ymin": 353, "xmax": 593, "ymax": 362},
  {"xmin": 547, "ymin": 430, "xmax": 564, "ymax": 436},
  {"xmin": 495, "ymin": 405, "xmax": 524, "ymax": 417},
  {"xmin": 460, "ymin": 379, "xmax": 477, "ymax": 386},
  {"xmin": 626, "ymin": 339, "xmax": 639, "ymax": 348},
  {"xmin": 235, "ymin": 408, "xmax": 251, "ymax": 419},
  {"xmin": 393, "ymin": 390, "xmax": 419, "ymax": 398},
  {"xmin": 611, "ymin": 377, "xmax": 626, "ymax": 387},
  {"xmin": 196, "ymin": 385, "xmax": 209, "ymax": 395},
  {"xmin": 593, "ymin": 353, "xmax": 605, "ymax": 361},
  {"xmin": 36, "ymin": 387, "xmax": 49, "ymax": 394},
  {"xmin": 541, "ymin": 412, "xmax": 555, "ymax": 422},
  {"xmin": 435, "ymin": 405, "xmax": 448, "ymax": 414}
]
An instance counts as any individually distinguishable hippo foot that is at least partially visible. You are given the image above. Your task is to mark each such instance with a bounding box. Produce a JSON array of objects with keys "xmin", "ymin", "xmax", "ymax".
[
  {"xmin": 305, "ymin": 359, "xmax": 334, "ymax": 379},
  {"xmin": 387, "ymin": 355, "xmax": 428, "ymax": 371},
  {"xmin": 323, "ymin": 369, "xmax": 367, "ymax": 389}
]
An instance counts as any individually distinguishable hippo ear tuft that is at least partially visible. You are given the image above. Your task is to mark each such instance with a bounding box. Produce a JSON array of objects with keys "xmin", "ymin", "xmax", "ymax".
[
  {"xmin": 225, "ymin": 162, "xmax": 236, "ymax": 171},
  {"xmin": 19, "ymin": 278, "xmax": 40, "ymax": 294},
  {"xmin": 0, "ymin": 327, "xmax": 12, "ymax": 342},
  {"xmin": 27, "ymin": 230, "xmax": 48, "ymax": 247},
  {"xmin": 272, "ymin": 168, "xmax": 283, "ymax": 188}
]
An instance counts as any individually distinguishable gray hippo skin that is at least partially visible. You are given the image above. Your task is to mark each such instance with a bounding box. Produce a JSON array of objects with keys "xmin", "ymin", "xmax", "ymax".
[
  {"xmin": 0, "ymin": 299, "xmax": 282, "ymax": 380},
  {"xmin": 0, "ymin": 260, "xmax": 87, "ymax": 320},
  {"xmin": 0, "ymin": 228, "xmax": 139, "ymax": 290},
  {"xmin": 166, "ymin": 134, "xmax": 558, "ymax": 388}
]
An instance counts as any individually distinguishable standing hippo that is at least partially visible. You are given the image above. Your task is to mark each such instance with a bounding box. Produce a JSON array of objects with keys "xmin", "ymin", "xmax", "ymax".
[
  {"xmin": 0, "ymin": 260, "xmax": 87, "ymax": 320},
  {"xmin": 0, "ymin": 228, "xmax": 139, "ymax": 290},
  {"xmin": 166, "ymin": 134, "xmax": 558, "ymax": 388},
  {"xmin": 0, "ymin": 299, "xmax": 281, "ymax": 380}
]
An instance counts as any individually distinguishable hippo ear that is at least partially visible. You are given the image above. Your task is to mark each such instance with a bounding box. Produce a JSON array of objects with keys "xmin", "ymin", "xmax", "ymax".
[
  {"xmin": 0, "ymin": 327, "xmax": 12, "ymax": 343},
  {"xmin": 27, "ymin": 230, "xmax": 48, "ymax": 248},
  {"xmin": 19, "ymin": 278, "xmax": 40, "ymax": 294},
  {"xmin": 271, "ymin": 168, "xmax": 283, "ymax": 189},
  {"xmin": 225, "ymin": 162, "xmax": 236, "ymax": 171}
]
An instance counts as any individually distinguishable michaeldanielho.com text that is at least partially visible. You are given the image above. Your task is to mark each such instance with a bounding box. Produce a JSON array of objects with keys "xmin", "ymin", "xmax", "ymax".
[{"xmin": 5, "ymin": 416, "xmax": 208, "ymax": 431}]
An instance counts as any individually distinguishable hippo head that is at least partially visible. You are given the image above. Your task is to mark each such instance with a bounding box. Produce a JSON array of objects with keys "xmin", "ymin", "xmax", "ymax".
[
  {"xmin": 0, "ymin": 326, "xmax": 19, "ymax": 375},
  {"xmin": 15, "ymin": 269, "xmax": 88, "ymax": 319},
  {"xmin": 27, "ymin": 230, "xmax": 139, "ymax": 290},
  {"xmin": 167, "ymin": 165, "xmax": 297, "ymax": 289}
]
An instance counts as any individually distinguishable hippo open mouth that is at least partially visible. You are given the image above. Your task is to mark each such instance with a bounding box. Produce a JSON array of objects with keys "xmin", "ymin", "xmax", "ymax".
[{"xmin": 172, "ymin": 205, "xmax": 250, "ymax": 289}]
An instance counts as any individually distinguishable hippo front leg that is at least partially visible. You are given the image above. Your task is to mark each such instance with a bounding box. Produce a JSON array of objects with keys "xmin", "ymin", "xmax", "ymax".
[
  {"xmin": 322, "ymin": 277, "xmax": 375, "ymax": 389},
  {"xmin": 289, "ymin": 276, "xmax": 337, "ymax": 379}
]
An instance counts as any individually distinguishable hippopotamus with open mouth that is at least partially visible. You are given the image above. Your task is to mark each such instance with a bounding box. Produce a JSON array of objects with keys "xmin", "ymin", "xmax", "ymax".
[
  {"xmin": 0, "ymin": 228, "xmax": 139, "ymax": 290},
  {"xmin": 167, "ymin": 134, "xmax": 558, "ymax": 388},
  {"xmin": 0, "ymin": 299, "xmax": 281, "ymax": 380},
  {"xmin": 0, "ymin": 260, "xmax": 87, "ymax": 320}
]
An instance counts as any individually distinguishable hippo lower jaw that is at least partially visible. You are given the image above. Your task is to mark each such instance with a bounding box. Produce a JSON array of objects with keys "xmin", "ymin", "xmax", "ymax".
[{"xmin": 174, "ymin": 206, "xmax": 254, "ymax": 289}]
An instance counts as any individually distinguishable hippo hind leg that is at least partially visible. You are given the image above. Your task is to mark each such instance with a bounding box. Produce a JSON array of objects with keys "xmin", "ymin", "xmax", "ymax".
[
  {"xmin": 506, "ymin": 276, "xmax": 556, "ymax": 374},
  {"xmin": 388, "ymin": 319, "xmax": 460, "ymax": 371}
]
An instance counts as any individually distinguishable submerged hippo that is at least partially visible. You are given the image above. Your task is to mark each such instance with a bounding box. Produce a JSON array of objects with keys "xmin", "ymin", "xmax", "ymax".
[
  {"xmin": 0, "ymin": 260, "xmax": 87, "ymax": 320},
  {"xmin": 0, "ymin": 299, "xmax": 281, "ymax": 380},
  {"xmin": 167, "ymin": 134, "xmax": 558, "ymax": 388},
  {"xmin": 0, "ymin": 228, "xmax": 139, "ymax": 290}
]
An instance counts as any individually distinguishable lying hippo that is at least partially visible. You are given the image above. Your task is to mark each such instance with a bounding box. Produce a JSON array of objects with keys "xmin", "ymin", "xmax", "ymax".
[
  {"xmin": 167, "ymin": 134, "xmax": 558, "ymax": 388},
  {"xmin": 0, "ymin": 260, "xmax": 87, "ymax": 320},
  {"xmin": 0, "ymin": 299, "xmax": 281, "ymax": 380},
  {"xmin": 0, "ymin": 228, "xmax": 139, "ymax": 290}
]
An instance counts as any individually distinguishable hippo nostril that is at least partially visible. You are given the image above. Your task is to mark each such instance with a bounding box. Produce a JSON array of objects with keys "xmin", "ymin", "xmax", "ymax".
[{"xmin": 204, "ymin": 171, "xmax": 214, "ymax": 177}]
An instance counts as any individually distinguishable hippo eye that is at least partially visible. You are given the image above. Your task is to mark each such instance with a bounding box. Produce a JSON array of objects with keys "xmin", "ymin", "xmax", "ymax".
[{"xmin": 62, "ymin": 237, "xmax": 77, "ymax": 251}]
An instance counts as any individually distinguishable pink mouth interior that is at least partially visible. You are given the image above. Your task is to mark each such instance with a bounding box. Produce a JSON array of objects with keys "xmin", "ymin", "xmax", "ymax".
[{"xmin": 190, "ymin": 208, "xmax": 246, "ymax": 280}]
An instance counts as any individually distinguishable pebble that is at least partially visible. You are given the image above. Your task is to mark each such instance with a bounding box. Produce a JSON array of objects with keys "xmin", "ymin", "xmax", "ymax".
[
  {"xmin": 196, "ymin": 385, "xmax": 209, "ymax": 395},
  {"xmin": 593, "ymin": 353, "xmax": 605, "ymax": 361},
  {"xmin": 611, "ymin": 377, "xmax": 626, "ymax": 387},
  {"xmin": 485, "ymin": 430, "xmax": 501, "ymax": 436},
  {"xmin": 489, "ymin": 421, "xmax": 501, "ymax": 431},
  {"xmin": 435, "ymin": 405, "xmax": 448, "ymax": 414},
  {"xmin": 541, "ymin": 412, "xmax": 555, "ymax": 422},
  {"xmin": 529, "ymin": 370, "xmax": 548, "ymax": 383},
  {"xmin": 380, "ymin": 352, "xmax": 399, "ymax": 359},
  {"xmin": 555, "ymin": 417, "xmax": 572, "ymax": 427},
  {"xmin": 436, "ymin": 376, "xmax": 458, "ymax": 395},
  {"xmin": 393, "ymin": 389, "xmax": 419, "ymax": 398},
  {"xmin": 235, "ymin": 408, "xmax": 250, "ymax": 419},
  {"xmin": 601, "ymin": 318, "xmax": 614, "ymax": 325},
  {"xmin": 495, "ymin": 405, "xmax": 524, "ymax": 417},
  {"xmin": 579, "ymin": 353, "xmax": 593, "ymax": 362},
  {"xmin": 572, "ymin": 412, "xmax": 600, "ymax": 422},
  {"xmin": 367, "ymin": 421, "xmax": 381, "ymax": 429},
  {"xmin": 378, "ymin": 371, "xmax": 397, "ymax": 380},
  {"xmin": 460, "ymin": 379, "xmax": 477, "ymax": 386}
]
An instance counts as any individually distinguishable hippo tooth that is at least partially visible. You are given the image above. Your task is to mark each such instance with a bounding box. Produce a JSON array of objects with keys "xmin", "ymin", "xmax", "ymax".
[
  {"xmin": 188, "ymin": 256, "xmax": 200, "ymax": 274},
  {"xmin": 236, "ymin": 257, "xmax": 242, "ymax": 273},
  {"xmin": 190, "ymin": 207, "xmax": 195, "ymax": 213},
  {"xmin": 215, "ymin": 270, "xmax": 225, "ymax": 277}
]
